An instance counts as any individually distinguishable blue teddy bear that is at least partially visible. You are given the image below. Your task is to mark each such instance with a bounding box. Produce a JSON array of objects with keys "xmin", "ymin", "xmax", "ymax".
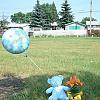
[{"xmin": 46, "ymin": 75, "xmax": 70, "ymax": 100}]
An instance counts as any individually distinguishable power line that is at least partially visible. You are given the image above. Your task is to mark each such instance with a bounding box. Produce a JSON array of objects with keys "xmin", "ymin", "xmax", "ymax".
[{"xmin": 74, "ymin": 10, "xmax": 100, "ymax": 13}]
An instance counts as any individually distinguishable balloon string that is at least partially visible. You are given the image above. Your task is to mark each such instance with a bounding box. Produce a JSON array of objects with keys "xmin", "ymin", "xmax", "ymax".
[
  {"xmin": 23, "ymin": 51, "xmax": 46, "ymax": 75},
  {"xmin": 27, "ymin": 56, "xmax": 44, "ymax": 74}
]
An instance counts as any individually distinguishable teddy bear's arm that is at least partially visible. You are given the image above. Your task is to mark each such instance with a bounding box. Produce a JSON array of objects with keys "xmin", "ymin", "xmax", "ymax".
[
  {"xmin": 63, "ymin": 86, "xmax": 70, "ymax": 91},
  {"xmin": 46, "ymin": 87, "xmax": 53, "ymax": 94}
]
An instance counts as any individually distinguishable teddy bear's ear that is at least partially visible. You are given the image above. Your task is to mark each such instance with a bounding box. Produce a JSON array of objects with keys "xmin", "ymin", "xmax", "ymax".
[
  {"xmin": 47, "ymin": 79, "xmax": 51, "ymax": 84},
  {"xmin": 58, "ymin": 75, "xmax": 64, "ymax": 80}
]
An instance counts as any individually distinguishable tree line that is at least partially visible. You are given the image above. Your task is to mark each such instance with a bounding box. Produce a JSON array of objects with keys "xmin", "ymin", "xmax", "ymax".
[
  {"xmin": 0, "ymin": 0, "xmax": 97, "ymax": 31},
  {"xmin": 10, "ymin": 0, "xmax": 73, "ymax": 29}
]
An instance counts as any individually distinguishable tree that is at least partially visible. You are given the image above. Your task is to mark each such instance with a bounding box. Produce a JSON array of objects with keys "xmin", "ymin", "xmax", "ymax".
[
  {"xmin": 40, "ymin": 2, "xmax": 59, "ymax": 23},
  {"xmin": 11, "ymin": 12, "xmax": 25, "ymax": 23},
  {"xmin": 30, "ymin": 0, "xmax": 51, "ymax": 29},
  {"xmin": 40, "ymin": 3, "xmax": 51, "ymax": 23},
  {"xmin": 30, "ymin": 0, "xmax": 42, "ymax": 27},
  {"xmin": 11, "ymin": 12, "xmax": 32, "ymax": 23},
  {"xmin": 25, "ymin": 12, "xmax": 32, "ymax": 23},
  {"xmin": 81, "ymin": 17, "xmax": 97, "ymax": 24},
  {"xmin": 42, "ymin": 12, "xmax": 51, "ymax": 30},
  {"xmin": 59, "ymin": 0, "xmax": 73, "ymax": 29},
  {"xmin": 51, "ymin": 2, "xmax": 59, "ymax": 23}
]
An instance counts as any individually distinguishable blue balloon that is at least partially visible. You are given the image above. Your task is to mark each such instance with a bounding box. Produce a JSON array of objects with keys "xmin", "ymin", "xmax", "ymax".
[{"xmin": 2, "ymin": 28, "xmax": 30, "ymax": 54}]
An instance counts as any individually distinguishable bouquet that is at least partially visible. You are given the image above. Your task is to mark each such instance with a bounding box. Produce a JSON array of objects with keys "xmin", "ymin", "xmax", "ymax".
[{"xmin": 66, "ymin": 75, "xmax": 84, "ymax": 100}]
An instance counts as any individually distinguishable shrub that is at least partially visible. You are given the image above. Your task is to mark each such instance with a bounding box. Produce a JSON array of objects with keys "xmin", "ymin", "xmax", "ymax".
[{"xmin": 87, "ymin": 29, "xmax": 100, "ymax": 37}]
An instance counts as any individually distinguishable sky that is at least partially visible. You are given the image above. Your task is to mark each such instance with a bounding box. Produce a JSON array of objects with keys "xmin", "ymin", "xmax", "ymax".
[{"xmin": 0, "ymin": 0, "xmax": 100, "ymax": 22}]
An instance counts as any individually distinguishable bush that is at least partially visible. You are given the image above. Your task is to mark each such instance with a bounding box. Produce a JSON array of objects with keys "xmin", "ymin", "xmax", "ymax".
[{"xmin": 88, "ymin": 29, "xmax": 100, "ymax": 37}]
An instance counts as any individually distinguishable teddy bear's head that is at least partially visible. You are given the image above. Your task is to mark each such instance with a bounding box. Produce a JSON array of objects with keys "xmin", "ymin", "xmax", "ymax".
[{"xmin": 47, "ymin": 75, "xmax": 64, "ymax": 87}]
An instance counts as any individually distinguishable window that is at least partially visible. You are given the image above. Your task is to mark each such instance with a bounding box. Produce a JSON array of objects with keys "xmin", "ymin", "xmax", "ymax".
[{"xmin": 69, "ymin": 25, "xmax": 81, "ymax": 30}]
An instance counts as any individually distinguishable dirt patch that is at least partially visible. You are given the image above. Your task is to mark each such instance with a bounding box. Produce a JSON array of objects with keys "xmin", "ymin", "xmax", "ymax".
[{"xmin": 0, "ymin": 73, "xmax": 24, "ymax": 99}]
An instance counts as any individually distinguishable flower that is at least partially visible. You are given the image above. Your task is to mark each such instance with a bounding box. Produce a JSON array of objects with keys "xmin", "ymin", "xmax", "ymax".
[{"xmin": 66, "ymin": 75, "xmax": 83, "ymax": 87}]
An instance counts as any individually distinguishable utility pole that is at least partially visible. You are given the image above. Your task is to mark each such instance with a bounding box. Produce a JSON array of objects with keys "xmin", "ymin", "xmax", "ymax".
[
  {"xmin": 0, "ymin": 12, "xmax": 9, "ymax": 32},
  {"xmin": 2, "ymin": 12, "xmax": 5, "ymax": 21},
  {"xmin": 90, "ymin": 0, "xmax": 92, "ymax": 35},
  {"xmin": 1, "ymin": 12, "xmax": 5, "ymax": 32}
]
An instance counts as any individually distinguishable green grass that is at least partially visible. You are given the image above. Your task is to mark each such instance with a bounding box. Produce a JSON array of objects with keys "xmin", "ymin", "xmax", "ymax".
[{"xmin": 0, "ymin": 37, "xmax": 100, "ymax": 100}]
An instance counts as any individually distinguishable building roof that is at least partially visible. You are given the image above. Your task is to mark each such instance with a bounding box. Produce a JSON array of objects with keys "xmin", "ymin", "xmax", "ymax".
[
  {"xmin": 86, "ymin": 21, "xmax": 100, "ymax": 26},
  {"xmin": 8, "ymin": 23, "xmax": 30, "ymax": 28},
  {"xmin": 65, "ymin": 22, "xmax": 86, "ymax": 27}
]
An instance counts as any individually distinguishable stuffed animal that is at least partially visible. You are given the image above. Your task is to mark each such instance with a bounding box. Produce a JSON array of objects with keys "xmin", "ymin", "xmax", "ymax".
[{"xmin": 46, "ymin": 75, "xmax": 70, "ymax": 100}]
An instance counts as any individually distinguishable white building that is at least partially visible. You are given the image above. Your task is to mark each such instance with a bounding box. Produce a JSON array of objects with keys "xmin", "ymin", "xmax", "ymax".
[
  {"xmin": 86, "ymin": 21, "xmax": 100, "ymax": 30},
  {"xmin": 65, "ymin": 22, "xmax": 86, "ymax": 30},
  {"xmin": 8, "ymin": 23, "xmax": 30, "ymax": 32}
]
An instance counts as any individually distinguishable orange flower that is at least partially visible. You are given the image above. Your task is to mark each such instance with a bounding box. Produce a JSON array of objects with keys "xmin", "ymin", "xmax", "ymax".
[{"xmin": 66, "ymin": 75, "xmax": 83, "ymax": 87}]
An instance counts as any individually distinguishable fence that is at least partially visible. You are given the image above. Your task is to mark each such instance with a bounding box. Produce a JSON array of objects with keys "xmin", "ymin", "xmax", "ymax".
[{"xmin": 32, "ymin": 30, "xmax": 87, "ymax": 37}]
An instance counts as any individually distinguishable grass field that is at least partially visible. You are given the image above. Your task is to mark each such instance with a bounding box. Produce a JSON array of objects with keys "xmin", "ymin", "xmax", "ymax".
[{"xmin": 0, "ymin": 37, "xmax": 100, "ymax": 100}]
